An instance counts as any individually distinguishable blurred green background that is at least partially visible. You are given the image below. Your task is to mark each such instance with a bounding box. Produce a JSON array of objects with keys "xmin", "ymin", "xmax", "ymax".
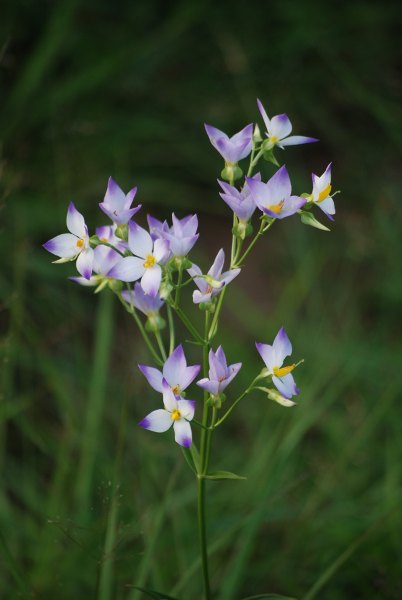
[{"xmin": 1, "ymin": 0, "xmax": 402, "ymax": 598}]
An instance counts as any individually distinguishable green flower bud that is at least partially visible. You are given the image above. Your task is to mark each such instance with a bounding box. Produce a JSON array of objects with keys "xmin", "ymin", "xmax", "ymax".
[
  {"xmin": 109, "ymin": 278, "xmax": 123, "ymax": 293},
  {"xmin": 115, "ymin": 224, "xmax": 128, "ymax": 241},
  {"xmin": 233, "ymin": 220, "xmax": 253, "ymax": 240},
  {"xmin": 145, "ymin": 314, "xmax": 166, "ymax": 332},
  {"xmin": 253, "ymin": 124, "xmax": 263, "ymax": 143},
  {"xmin": 221, "ymin": 164, "xmax": 243, "ymax": 183}
]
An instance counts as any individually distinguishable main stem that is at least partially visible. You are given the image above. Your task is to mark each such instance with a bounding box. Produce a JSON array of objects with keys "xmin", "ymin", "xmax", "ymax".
[{"xmin": 197, "ymin": 312, "xmax": 212, "ymax": 599}]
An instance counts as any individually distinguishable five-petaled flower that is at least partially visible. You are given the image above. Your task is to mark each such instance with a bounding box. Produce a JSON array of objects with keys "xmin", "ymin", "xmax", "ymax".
[
  {"xmin": 218, "ymin": 174, "xmax": 260, "ymax": 223},
  {"xmin": 139, "ymin": 379, "xmax": 195, "ymax": 447},
  {"xmin": 108, "ymin": 221, "xmax": 170, "ymax": 297},
  {"xmin": 204, "ymin": 123, "xmax": 253, "ymax": 164},
  {"xmin": 187, "ymin": 249, "xmax": 240, "ymax": 304},
  {"xmin": 43, "ymin": 202, "xmax": 94, "ymax": 280},
  {"xmin": 197, "ymin": 346, "xmax": 242, "ymax": 395},
  {"xmin": 257, "ymin": 98, "xmax": 318, "ymax": 149},
  {"xmin": 122, "ymin": 282, "xmax": 165, "ymax": 317},
  {"xmin": 256, "ymin": 327, "xmax": 299, "ymax": 399},
  {"xmin": 310, "ymin": 163, "xmax": 336, "ymax": 221},
  {"xmin": 139, "ymin": 344, "xmax": 201, "ymax": 397},
  {"xmin": 99, "ymin": 177, "xmax": 141, "ymax": 225},
  {"xmin": 247, "ymin": 165, "xmax": 306, "ymax": 219}
]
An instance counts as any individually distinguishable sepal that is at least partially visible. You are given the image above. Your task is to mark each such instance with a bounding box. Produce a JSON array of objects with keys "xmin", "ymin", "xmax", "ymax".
[
  {"xmin": 255, "ymin": 386, "xmax": 297, "ymax": 408},
  {"xmin": 221, "ymin": 164, "xmax": 243, "ymax": 182},
  {"xmin": 115, "ymin": 223, "xmax": 128, "ymax": 241},
  {"xmin": 145, "ymin": 314, "xmax": 166, "ymax": 332},
  {"xmin": 299, "ymin": 210, "xmax": 330, "ymax": 232}
]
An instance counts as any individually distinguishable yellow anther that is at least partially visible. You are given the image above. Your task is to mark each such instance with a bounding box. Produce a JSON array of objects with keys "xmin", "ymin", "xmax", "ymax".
[
  {"xmin": 273, "ymin": 364, "xmax": 296, "ymax": 378},
  {"xmin": 171, "ymin": 409, "xmax": 181, "ymax": 421},
  {"xmin": 318, "ymin": 184, "xmax": 332, "ymax": 202},
  {"xmin": 171, "ymin": 384, "xmax": 181, "ymax": 395},
  {"xmin": 266, "ymin": 200, "xmax": 284, "ymax": 214},
  {"xmin": 269, "ymin": 135, "xmax": 279, "ymax": 144},
  {"xmin": 143, "ymin": 255, "xmax": 156, "ymax": 268},
  {"xmin": 76, "ymin": 239, "xmax": 84, "ymax": 248}
]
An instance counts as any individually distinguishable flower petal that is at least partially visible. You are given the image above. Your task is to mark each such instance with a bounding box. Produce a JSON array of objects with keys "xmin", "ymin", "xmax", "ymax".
[
  {"xmin": 318, "ymin": 196, "xmax": 335, "ymax": 219},
  {"xmin": 76, "ymin": 247, "xmax": 94, "ymax": 280},
  {"xmin": 270, "ymin": 114, "xmax": 292, "ymax": 140},
  {"xmin": 177, "ymin": 399, "xmax": 195, "ymax": 421},
  {"xmin": 108, "ymin": 256, "xmax": 145, "ymax": 282},
  {"xmin": 266, "ymin": 165, "xmax": 292, "ymax": 202},
  {"xmin": 272, "ymin": 373, "xmax": 299, "ymax": 399},
  {"xmin": 180, "ymin": 365, "xmax": 201, "ymax": 390},
  {"xmin": 153, "ymin": 238, "xmax": 170, "ymax": 263},
  {"xmin": 138, "ymin": 364, "xmax": 163, "ymax": 392},
  {"xmin": 273, "ymin": 327, "xmax": 292, "ymax": 365},
  {"xmin": 255, "ymin": 342, "xmax": 274, "ymax": 371},
  {"xmin": 141, "ymin": 264, "xmax": 162, "ymax": 297},
  {"xmin": 173, "ymin": 419, "xmax": 192, "ymax": 447},
  {"xmin": 43, "ymin": 233, "xmax": 78, "ymax": 258},
  {"xmin": 128, "ymin": 221, "xmax": 153, "ymax": 258},
  {"xmin": 196, "ymin": 378, "xmax": 220, "ymax": 395},
  {"xmin": 257, "ymin": 98, "xmax": 271, "ymax": 133},
  {"xmin": 139, "ymin": 409, "xmax": 172, "ymax": 432},
  {"xmin": 162, "ymin": 379, "xmax": 178, "ymax": 411},
  {"xmin": 67, "ymin": 202, "xmax": 87, "ymax": 238},
  {"xmin": 208, "ymin": 249, "xmax": 225, "ymax": 279},
  {"xmin": 163, "ymin": 345, "xmax": 186, "ymax": 388},
  {"xmin": 280, "ymin": 135, "xmax": 319, "ymax": 146}
]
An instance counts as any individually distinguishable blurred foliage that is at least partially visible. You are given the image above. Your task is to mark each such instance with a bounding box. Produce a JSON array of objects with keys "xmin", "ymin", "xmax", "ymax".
[{"xmin": 1, "ymin": 0, "xmax": 402, "ymax": 598}]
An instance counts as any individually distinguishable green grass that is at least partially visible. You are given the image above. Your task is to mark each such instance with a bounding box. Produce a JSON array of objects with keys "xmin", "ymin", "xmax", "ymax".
[{"xmin": 1, "ymin": 1, "xmax": 402, "ymax": 598}]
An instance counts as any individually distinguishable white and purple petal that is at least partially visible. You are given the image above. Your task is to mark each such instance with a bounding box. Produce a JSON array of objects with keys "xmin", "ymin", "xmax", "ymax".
[
  {"xmin": 273, "ymin": 327, "xmax": 292, "ymax": 365},
  {"xmin": 138, "ymin": 364, "xmax": 163, "ymax": 392},
  {"xmin": 162, "ymin": 379, "xmax": 178, "ymax": 412},
  {"xmin": 108, "ymin": 256, "xmax": 145, "ymax": 282},
  {"xmin": 163, "ymin": 345, "xmax": 187, "ymax": 388},
  {"xmin": 269, "ymin": 114, "xmax": 292, "ymax": 140},
  {"xmin": 173, "ymin": 419, "xmax": 192, "ymax": 447},
  {"xmin": 255, "ymin": 342, "xmax": 275, "ymax": 371},
  {"xmin": 141, "ymin": 264, "xmax": 162, "ymax": 297},
  {"xmin": 280, "ymin": 135, "xmax": 319, "ymax": 147},
  {"xmin": 272, "ymin": 373, "xmax": 299, "ymax": 399},
  {"xmin": 67, "ymin": 202, "xmax": 87, "ymax": 238},
  {"xmin": 76, "ymin": 247, "xmax": 94, "ymax": 280},
  {"xmin": 128, "ymin": 221, "xmax": 153, "ymax": 258},
  {"xmin": 139, "ymin": 409, "xmax": 173, "ymax": 432},
  {"xmin": 177, "ymin": 398, "xmax": 196, "ymax": 421},
  {"xmin": 43, "ymin": 233, "xmax": 79, "ymax": 258}
]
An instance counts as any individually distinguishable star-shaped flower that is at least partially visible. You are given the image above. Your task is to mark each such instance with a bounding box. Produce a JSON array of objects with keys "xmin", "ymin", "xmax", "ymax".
[
  {"xmin": 246, "ymin": 165, "xmax": 306, "ymax": 219},
  {"xmin": 257, "ymin": 98, "xmax": 318, "ymax": 149},
  {"xmin": 256, "ymin": 327, "xmax": 299, "ymax": 399}
]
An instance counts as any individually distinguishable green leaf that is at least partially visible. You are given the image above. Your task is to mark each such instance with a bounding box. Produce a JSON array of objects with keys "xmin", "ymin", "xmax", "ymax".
[
  {"xmin": 204, "ymin": 470, "xmax": 247, "ymax": 481},
  {"xmin": 132, "ymin": 586, "xmax": 180, "ymax": 599},
  {"xmin": 263, "ymin": 149, "xmax": 280, "ymax": 166},
  {"xmin": 241, "ymin": 594, "xmax": 297, "ymax": 600},
  {"xmin": 180, "ymin": 443, "xmax": 200, "ymax": 474},
  {"xmin": 300, "ymin": 210, "xmax": 330, "ymax": 232}
]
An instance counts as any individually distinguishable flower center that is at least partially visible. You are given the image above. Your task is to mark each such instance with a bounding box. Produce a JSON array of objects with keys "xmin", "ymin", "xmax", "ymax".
[
  {"xmin": 171, "ymin": 409, "xmax": 181, "ymax": 421},
  {"xmin": 266, "ymin": 200, "xmax": 284, "ymax": 214},
  {"xmin": 269, "ymin": 135, "xmax": 279, "ymax": 144},
  {"xmin": 318, "ymin": 184, "xmax": 332, "ymax": 203},
  {"xmin": 76, "ymin": 239, "xmax": 84, "ymax": 248},
  {"xmin": 273, "ymin": 364, "xmax": 296, "ymax": 378},
  {"xmin": 171, "ymin": 384, "xmax": 181, "ymax": 395},
  {"xmin": 143, "ymin": 255, "xmax": 156, "ymax": 268}
]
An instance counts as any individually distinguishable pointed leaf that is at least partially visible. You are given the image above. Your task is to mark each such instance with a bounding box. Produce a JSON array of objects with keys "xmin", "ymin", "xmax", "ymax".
[
  {"xmin": 205, "ymin": 470, "xmax": 246, "ymax": 481},
  {"xmin": 300, "ymin": 211, "xmax": 330, "ymax": 232},
  {"xmin": 132, "ymin": 586, "xmax": 180, "ymax": 599},
  {"xmin": 263, "ymin": 149, "xmax": 280, "ymax": 166}
]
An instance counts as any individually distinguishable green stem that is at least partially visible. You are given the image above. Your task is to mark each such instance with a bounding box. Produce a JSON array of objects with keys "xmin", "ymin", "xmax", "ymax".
[
  {"xmin": 214, "ymin": 375, "xmax": 261, "ymax": 428},
  {"xmin": 167, "ymin": 304, "xmax": 175, "ymax": 354},
  {"xmin": 116, "ymin": 290, "xmax": 163, "ymax": 366},
  {"xmin": 170, "ymin": 303, "xmax": 204, "ymax": 344},
  {"xmin": 236, "ymin": 219, "xmax": 276, "ymax": 267},
  {"xmin": 174, "ymin": 264, "xmax": 183, "ymax": 308},
  {"xmin": 154, "ymin": 329, "xmax": 167, "ymax": 361},
  {"xmin": 197, "ymin": 312, "xmax": 212, "ymax": 599},
  {"xmin": 246, "ymin": 147, "xmax": 264, "ymax": 177}
]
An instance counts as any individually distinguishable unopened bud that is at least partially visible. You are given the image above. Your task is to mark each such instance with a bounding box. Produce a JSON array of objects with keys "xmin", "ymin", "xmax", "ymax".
[
  {"xmin": 145, "ymin": 314, "xmax": 166, "ymax": 332},
  {"xmin": 253, "ymin": 124, "xmax": 262, "ymax": 143},
  {"xmin": 221, "ymin": 163, "xmax": 243, "ymax": 183},
  {"xmin": 233, "ymin": 220, "xmax": 253, "ymax": 240},
  {"xmin": 115, "ymin": 224, "xmax": 128, "ymax": 241}
]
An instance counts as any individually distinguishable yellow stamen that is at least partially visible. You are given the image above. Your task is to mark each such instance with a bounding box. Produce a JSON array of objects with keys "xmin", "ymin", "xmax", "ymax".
[
  {"xmin": 273, "ymin": 364, "xmax": 296, "ymax": 378},
  {"xmin": 76, "ymin": 239, "xmax": 84, "ymax": 248},
  {"xmin": 266, "ymin": 200, "xmax": 284, "ymax": 214},
  {"xmin": 143, "ymin": 255, "xmax": 156, "ymax": 268},
  {"xmin": 171, "ymin": 384, "xmax": 180, "ymax": 395},
  {"xmin": 171, "ymin": 409, "xmax": 181, "ymax": 421},
  {"xmin": 269, "ymin": 135, "xmax": 279, "ymax": 144},
  {"xmin": 318, "ymin": 183, "xmax": 332, "ymax": 203}
]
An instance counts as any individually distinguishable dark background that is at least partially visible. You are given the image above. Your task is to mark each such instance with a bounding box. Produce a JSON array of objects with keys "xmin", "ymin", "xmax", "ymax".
[{"xmin": 1, "ymin": 1, "xmax": 402, "ymax": 598}]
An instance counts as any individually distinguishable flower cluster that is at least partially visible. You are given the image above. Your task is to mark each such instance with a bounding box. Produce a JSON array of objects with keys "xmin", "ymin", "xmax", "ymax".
[{"xmin": 44, "ymin": 98, "xmax": 339, "ymax": 448}]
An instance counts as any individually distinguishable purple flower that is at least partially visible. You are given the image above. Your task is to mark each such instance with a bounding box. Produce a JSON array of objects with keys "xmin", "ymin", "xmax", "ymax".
[
  {"xmin": 99, "ymin": 177, "xmax": 141, "ymax": 225},
  {"xmin": 246, "ymin": 165, "xmax": 306, "ymax": 219},
  {"xmin": 96, "ymin": 224, "xmax": 128, "ymax": 252},
  {"xmin": 147, "ymin": 215, "xmax": 170, "ymax": 241},
  {"xmin": 187, "ymin": 249, "xmax": 240, "ymax": 304},
  {"xmin": 139, "ymin": 379, "xmax": 195, "ymax": 447},
  {"xmin": 122, "ymin": 282, "xmax": 165, "ymax": 317},
  {"xmin": 256, "ymin": 327, "xmax": 299, "ymax": 399},
  {"xmin": 204, "ymin": 123, "xmax": 253, "ymax": 164},
  {"xmin": 164, "ymin": 214, "xmax": 199, "ymax": 257},
  {"xmin": 43, "ymin": 202, "xmax": 94, "ymax": 280},
  {"xmin": 108, "ymin": 221, "xmax": 170, "ymax": 297},
  {"xmin": 311, "ymin": 163, "xmax": 335, "ymax": 220},
  {"xmin": 70, "ymin": 244, "xmax": 121, "ymax": 287},
  {"xmin": 139, "ymin": 344, "xmax": 201, "ymax": 397},
  {"xmin": 257, "ymin": 99, "xmax": 318, "ymax": 148},
  {"xmin": 218, "ymin": 173, "xmax": 261, "ymax": 222},
  {"xmin": 197, "ymin": 346, "xmax": 241, "ymax": 395}
]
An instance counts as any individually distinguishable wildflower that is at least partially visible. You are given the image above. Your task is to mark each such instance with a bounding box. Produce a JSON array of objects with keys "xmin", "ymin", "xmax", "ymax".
[
  {"xmin": 310, "ymin": 163, "xmax": 335, "ymax": 220},
  {"xmin": 122, "ymin": 282, "xmax": 165, "ymax": 316},
  {"xmin": 147, "ymin": 215, "xmax": 170, "ymax": 241},
  {"xmin": 43, "ymin": 202, "xmax": 94, "ymax": 280},
  {"xmin": 246, "ymin": 165, "xmax": 306, "ymax": 219},
  {"xmin": 204, "ymin": 123, "xmax": 253, "ymax": 164},
  {"xmin": 257, "ymin": 98, "xmax": 318, "ymax": 149},
  {"xmin": 99, "ymin": 177, "xmax": 141, "ymax": 225},
  {"xmin": 139, "ymin": 379, "xmax": 195, "ymax": 447},
  {"xmin": 70, "ymin": 245, "xmax": 121, "ymax": 287},
  {"xmin": 108, "ymin": 221, "xmax": 170, "ymax": 297},
  {"xmin": 138, "ymin": 344, "xmax": 200, "ymax": 396},
  {"xmin": 256, "ymin": 327, "xmax": 299, "ymax": 399},
  {"xmin": 197, "ymin": 346, "xmax": 241, "ymax": 395},
  {"xmin": 187, "ymin": 249, "xmax": 240, "ymax": 304},
  {"xmin": 218, "ymin": 174, "xmax": 260, "ymax": 223},
  {"xmin": 164, "ymin": 214, "xmax": 199, "ymax": 258}
]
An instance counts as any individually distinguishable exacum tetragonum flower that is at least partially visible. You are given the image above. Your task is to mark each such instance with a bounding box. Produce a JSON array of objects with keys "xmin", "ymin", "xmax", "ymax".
[
  {"xmin": 310, "ymin": 163, "xmax": 336, "ymax": 221},
  {"xmin": 122, "ymin": 282, "xmax": 165, "ymax": 316},
  {"xmin": 164, "ymin": 214, "xmax": 199, "ymax": 257},
  {"xmin": 139, "ymin": 379, "xmax": 195, "ymax": 447},
  {"xmin": 96, "ymin": 224, "xmax": 127, "ymax": 252},
  {"xmin": 43, "ymin": 202, "xmax": 94, "ymax": 280},
  {"xmin": 108, "ymin": 221, "xmax": 169, "ymax": 297},
  {"xmin": 99, "ymin": 177, "xmax": 141, "ymax": 225},
  {"xmin": 256, "ymin": 327, "xmax": 299, "ymax": 399},
  {"xmin": 257, "ymin": 98, "xmax": 318, "ymax": 148},
  {"xmin": 218, "ymin": 173, "xmax": 260, "ymax": 222},
  {"xmin": 187, "ymin": 249, "xmax": 240, "ymax": 304},
  {"xmin": 70, "ymin": 245, "xmax": 121, "ymax": 287},
  {"xmin": 246, "ymin": 165, "xmax": 306, "ymax": 219},
  {"xmin": 139, "ymin": 344, "xmax": 201, "ymax": 397},
  {"xmin": 204, "ymin": 123, "xmax": 253, "ymax": 164},
  {"xmin": 197, "ymin": 346, "xmax": 242, "ymax": 395}
]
